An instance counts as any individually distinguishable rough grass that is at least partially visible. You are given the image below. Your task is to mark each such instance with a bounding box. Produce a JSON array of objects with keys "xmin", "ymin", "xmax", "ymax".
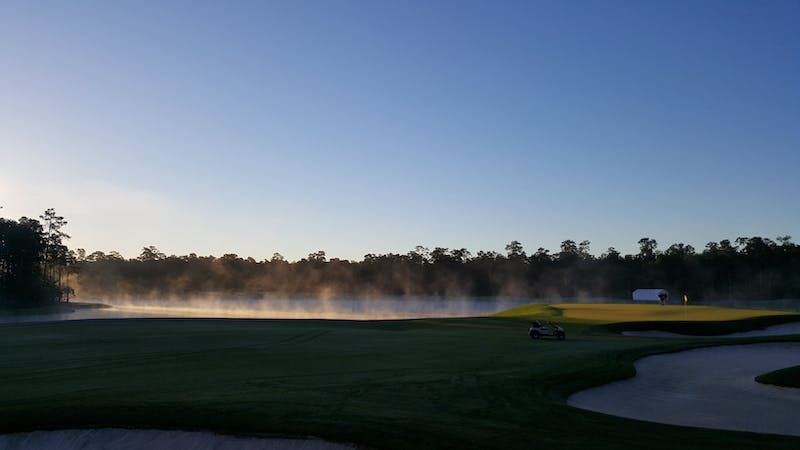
[
  {"xmin": 0, "ymin": 305, "xmax": 798, "ymax": 449},
  {"xmin": 756, "ymin": 365, "xmax": 800, "ymax": 388}
]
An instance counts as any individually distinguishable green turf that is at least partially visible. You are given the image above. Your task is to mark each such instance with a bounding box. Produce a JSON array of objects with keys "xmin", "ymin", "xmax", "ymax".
[
  {"xmin": 756, "ymin": 365, "xmax": 800, "ymax": 388},
  {"xmin": 0, "ymin": 305, "xmax": 799, "ymax": 449},
  {"xmin": 496, "ymin": 303, "xmax": 795, "ymax": 323}
]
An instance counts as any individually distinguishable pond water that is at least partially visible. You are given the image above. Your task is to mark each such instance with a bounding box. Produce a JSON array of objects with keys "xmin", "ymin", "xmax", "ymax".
[
  {"xmin": 3, "ymin": 297, "xmax": 798, "ymax": 325},
  {"xmin": 0, "ymin": 296, "xmax": 531, "ymax": 324}
]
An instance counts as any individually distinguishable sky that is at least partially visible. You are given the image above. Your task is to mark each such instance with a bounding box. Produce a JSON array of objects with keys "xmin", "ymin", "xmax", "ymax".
[{"xmin": 1, "ymin": 0, "xmax": 798, "ymax": 261}]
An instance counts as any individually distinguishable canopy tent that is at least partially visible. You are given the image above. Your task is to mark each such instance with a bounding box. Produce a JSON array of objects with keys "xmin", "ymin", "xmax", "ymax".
[{"xmin": 632, "ymin": 289, "xmax": 669, "ymax": 303}]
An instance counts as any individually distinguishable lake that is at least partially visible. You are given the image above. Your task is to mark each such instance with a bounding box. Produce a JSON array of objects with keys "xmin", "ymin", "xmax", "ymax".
[{"xmin": 3, "ymin": 296, "xmax": 798, "ymax": 325}]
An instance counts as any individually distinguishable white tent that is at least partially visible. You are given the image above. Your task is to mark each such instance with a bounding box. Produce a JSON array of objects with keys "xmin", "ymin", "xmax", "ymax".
[{"xmin": 632, "ymin": 289, "xmax": 669, "ymax": 302}]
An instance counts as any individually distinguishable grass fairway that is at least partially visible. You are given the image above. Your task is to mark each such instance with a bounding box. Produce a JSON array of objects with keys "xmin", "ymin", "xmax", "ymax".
[{"xmin": 1, "ymin": 305, "xmax": 799, "ymax": 449}]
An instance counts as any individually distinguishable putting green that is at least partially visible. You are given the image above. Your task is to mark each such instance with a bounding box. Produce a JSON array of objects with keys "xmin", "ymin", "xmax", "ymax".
[
  {"xmin": 0, "ymin": 304, "xmax": 798, "ymax": 450},
  {"xmin": 496, "ymin": 303, "xmax": 794, "ymax": 323}
]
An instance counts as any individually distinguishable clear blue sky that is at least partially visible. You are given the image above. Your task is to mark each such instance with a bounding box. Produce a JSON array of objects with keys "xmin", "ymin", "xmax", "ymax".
[{"xmin": 2, "ymin": 0, "xmax": 798, "ymax": 261}]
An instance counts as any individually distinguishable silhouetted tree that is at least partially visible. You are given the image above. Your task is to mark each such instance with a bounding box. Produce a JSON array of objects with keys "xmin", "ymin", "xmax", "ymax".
[
  {"xmin": 505, "ymin": 241, "xmax": 526, "ymax": 260},
  {"xmin": 39, "ymin": 208, "xmax": 70, "ymax": 298},
  {"xmin": 637, "ymin": 238, "xmax": 658, "ymax": 261},
  {"xmin": 138, "ymin": 246, "xmax": 166, "ymax": 261},
  {"xmin": 307, "ymin": 250, "xmax": 327, "ymax": 262},
  {"xmin": 0, "ymin": 214, "xmax": 65, "ymax": 307},
  {"xmin": 557, "ymin": 240, "xmax": 579, "ymax": 263}
]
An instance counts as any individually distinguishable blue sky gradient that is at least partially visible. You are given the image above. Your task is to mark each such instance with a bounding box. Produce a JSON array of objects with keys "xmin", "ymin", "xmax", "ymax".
[{"xmin": 2, "ymin": 0, "xmax": 798, "ymax": 260}]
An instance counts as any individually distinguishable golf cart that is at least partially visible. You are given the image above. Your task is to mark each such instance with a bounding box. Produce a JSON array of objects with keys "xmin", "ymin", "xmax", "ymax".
[{"xmin": 528, "ymin": 321, "xmax": 566, "ymax": 340}]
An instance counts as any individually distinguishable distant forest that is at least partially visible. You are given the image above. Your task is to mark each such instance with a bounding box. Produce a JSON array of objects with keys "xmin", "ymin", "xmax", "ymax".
[
  {"xmin": 3, "ymin": 209, "xmax": 799, "ymax": 307},
  {"xmin": 72, "ymin": 237, "xmax": 800, "ymax": 302}
]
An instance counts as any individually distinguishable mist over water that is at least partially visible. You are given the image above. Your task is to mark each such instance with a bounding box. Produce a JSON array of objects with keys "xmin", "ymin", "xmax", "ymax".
[
  {"xmin": 3, "ymin": 296, "xmax": 799, "ymax": 325},
  {"xmin": 0, "ymin": 296, "xmax": 533, "ymax": 324},
  {"xmin": 102, "ymin": 296, "xmax": 533, "ymax": 320}
]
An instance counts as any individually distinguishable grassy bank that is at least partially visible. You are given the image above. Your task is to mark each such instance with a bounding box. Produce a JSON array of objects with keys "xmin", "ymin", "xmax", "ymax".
[{"xmin": 1, "ymin": 304, "xmax": 799, "ymax": 449}]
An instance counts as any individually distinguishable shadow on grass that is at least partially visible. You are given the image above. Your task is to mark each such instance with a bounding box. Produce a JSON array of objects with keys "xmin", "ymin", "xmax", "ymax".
[
  {"xmin": 756, "ymin": 365, "xmax": 800, "ymax": 388},
  {"xmin": 598, "ymin": 314, "xmax": 800, "ymax": 336}
]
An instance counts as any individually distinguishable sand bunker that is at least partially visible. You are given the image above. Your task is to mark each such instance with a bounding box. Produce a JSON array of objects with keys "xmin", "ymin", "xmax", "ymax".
[
  {"xmin": 623, "ymin": 322, "xmax": 800, "ymax": 338},
  {"xmin": 0, "ymin": 429, "xmax": 355, "ymax": 450},
  {"xmin": 568, "ymin": 342, "xmax": 800, "ymax": 436}
]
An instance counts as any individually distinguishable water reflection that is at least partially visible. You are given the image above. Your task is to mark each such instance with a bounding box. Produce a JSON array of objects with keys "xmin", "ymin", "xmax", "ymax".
[
  {"xmin": 0, "ymin": 297, "xmax": 531, "ymax": 324},
  {"xmin": 3, "ymin": 297, "xmax": 798, "ymax": 325}
]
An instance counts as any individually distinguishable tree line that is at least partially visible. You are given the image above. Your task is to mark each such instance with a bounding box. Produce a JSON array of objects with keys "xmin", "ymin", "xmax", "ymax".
[
  {"xmin": 4, "ymin": 208, "xmax": 798, "ymax": 306},
  {"xmin": 71, "ymin": 236, "xmax": 800, "ymax": 301},
  {"xmin": 0, "ymin": 209, "xmax": 72, "ymax": 307}
]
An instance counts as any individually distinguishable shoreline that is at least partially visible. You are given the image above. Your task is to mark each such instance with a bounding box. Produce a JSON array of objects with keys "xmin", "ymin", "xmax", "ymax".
[{"xmin": 0, "ymin": 301, "xmax": 109, "ymax": 315}]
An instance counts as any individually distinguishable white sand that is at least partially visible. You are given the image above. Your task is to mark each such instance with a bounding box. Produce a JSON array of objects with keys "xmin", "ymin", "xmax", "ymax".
[
  {"xmin": 0, "ymin": 429, "xmax": 356, "ymax": 450},
  {"xmin": 568, "ymin": 342, "xmax": 800, "ymax": 436},
  {"xmin": 622, "ymin": 322, "xmax": 800, "ymax": 338}
]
